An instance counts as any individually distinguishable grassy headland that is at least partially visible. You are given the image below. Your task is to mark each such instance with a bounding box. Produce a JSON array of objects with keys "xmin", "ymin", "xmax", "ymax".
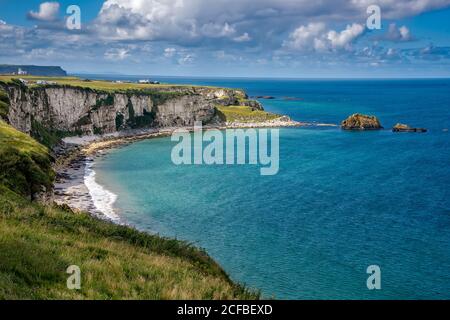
[
  {"xmin": 217, "ymin": 105, "xmax": 281, "ymax": 123},
  {"xmin": 0, "ymin": 119, "xmax": 259, "ymax": 299}
]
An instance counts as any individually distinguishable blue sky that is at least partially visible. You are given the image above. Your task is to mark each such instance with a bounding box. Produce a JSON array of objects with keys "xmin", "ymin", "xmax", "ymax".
[{"xmin": 0, "ymin": 0, "xmax": 450, "ymax": 77}]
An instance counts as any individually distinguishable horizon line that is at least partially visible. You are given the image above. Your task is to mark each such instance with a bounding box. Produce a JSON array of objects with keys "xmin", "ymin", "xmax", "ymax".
[{"xmin": 70, "ymin": 72, "xmax": 450, "ymax": 80}]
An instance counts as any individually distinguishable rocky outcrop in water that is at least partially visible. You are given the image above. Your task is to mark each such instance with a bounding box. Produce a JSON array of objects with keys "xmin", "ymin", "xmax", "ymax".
[
  {"xmin": 254, "ymin": 96, "xmax": 275, "ymax": 100},
  {"xmin": 392, "ymin": 123, "xmax": 427, "ymax": 133},
  {"xmin": 1, "ymin": 83, "xmax": 257, "ymax": 136},
  {"xmin": 341, "ymin": 113, "xmax": 383, "ymax": 130}
]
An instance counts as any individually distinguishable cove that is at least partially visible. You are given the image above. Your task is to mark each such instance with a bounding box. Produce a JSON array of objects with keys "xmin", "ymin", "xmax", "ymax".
[{"xmin": 91, "ymin": 78, "xmax": 450, "ymax": 299}]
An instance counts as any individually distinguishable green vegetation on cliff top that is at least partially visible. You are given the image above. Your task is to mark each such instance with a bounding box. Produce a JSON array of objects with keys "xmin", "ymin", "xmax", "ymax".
[
  {"xmin": 217, "ymin": 105, "xmax": 280, "ymax": 123},
  {"xmin": 0, "ymin": 75, "xmax": 225, "ymax": 92},
  {"xmin": 0, "ymin": 120, "xmax": 258, "ymax": 299}
]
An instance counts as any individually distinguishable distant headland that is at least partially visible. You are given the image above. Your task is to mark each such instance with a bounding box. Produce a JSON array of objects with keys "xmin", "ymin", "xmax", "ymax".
[{"xmin": 0, "ymin": 64, "xmax": 67, "ymax": 77}]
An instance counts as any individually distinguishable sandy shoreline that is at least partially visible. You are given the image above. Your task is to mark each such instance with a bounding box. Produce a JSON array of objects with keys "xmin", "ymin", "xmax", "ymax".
[
  {"xmin": 52, "ymin": 119, "xmax": 314, "ymax": 221},
  {"xmin": 53, "ymin": 127, "xmax": 177, "ymax": 221}
]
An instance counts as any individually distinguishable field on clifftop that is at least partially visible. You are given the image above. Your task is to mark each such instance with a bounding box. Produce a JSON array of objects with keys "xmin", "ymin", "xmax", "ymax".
[{"xmin": 0, "ymin": 75, "xmax": 219, "ymax": 92}]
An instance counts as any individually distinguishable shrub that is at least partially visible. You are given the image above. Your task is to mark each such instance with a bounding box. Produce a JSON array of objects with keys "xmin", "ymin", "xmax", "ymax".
[
  {"xmin": 31, "ymin": 120, "xmax": 81, "ymax": 148},
  {"xmin": 92, "ymin": 94, "xmax": 115, "ymax": 111},
  {"xmin": 0, "ymin": 88, "xmax": 10, "ymax": 120},
  {"xmin": 115, "ymin": 113, "xmax": 124, "ymax": 130}
]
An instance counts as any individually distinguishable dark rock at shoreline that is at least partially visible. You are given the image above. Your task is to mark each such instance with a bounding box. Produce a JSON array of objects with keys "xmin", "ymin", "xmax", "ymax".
[
  {"xmin": 239, "ymin": 99, "xmax": 263, "ymax": 110},
  {"xmin": 392, "ymin": 123, "xmax": 427, "ymax": 133},
  {"xmin": 341, "ymin": 113, "xmax": 383, "ymax": 130},
  {"xmin": 254, "ymin": 95, "xmax": 275, "ymax": 99}
]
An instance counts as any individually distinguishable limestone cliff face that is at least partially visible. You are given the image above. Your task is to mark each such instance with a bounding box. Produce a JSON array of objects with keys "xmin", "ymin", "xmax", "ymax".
[{"xmin": 3, "ymin": 84, "xmax": 256, "ymax": 136}]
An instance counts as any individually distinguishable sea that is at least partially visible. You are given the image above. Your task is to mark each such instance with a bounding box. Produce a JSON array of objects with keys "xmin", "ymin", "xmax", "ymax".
[{"xmin": 76, "ymin": 75, "xmax": 450, "ymax": 299}]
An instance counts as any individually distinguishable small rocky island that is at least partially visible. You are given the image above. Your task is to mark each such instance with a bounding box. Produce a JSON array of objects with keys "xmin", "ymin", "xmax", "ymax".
[
  {"xmin": 341, "ymin": 113, "xmax": 383, "ymax": 130},
  {"xmin": 392, "ymin": 123, "xmax": 427, "ymax": 133}
]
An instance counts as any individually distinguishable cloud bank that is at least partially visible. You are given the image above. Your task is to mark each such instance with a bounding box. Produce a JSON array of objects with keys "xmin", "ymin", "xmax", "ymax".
[{"xmin": 0, "ymin": 0, "xmax": 449, "ymax": 76}]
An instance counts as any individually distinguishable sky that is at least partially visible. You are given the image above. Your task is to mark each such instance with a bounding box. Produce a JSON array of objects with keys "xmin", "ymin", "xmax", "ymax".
[{"xmin": 0, "ymin": 0, "xmax": 450, "ymax": 78}]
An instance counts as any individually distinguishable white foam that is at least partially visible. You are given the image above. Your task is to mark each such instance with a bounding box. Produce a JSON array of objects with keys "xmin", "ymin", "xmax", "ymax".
[{"xmin": 84, "ymin": 161, "xmax": 120, "ymax": 222}]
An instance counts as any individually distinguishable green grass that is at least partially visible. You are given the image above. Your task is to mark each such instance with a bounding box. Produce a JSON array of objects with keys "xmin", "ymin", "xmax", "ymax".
[
  {"xmin": 0, "ymin": 75, "xmax": 220, "ymax": 92},
  {"xmin": 0, "ymin": 120, "xmax": 259, "ymax": 300},
  {"xmin": 0, "ymin": 120, "xmax": 54, "ymax": 199},
  {"xmin": 0, "ymin": 187, "xmax": 258, "ymax": 299},
  {"xmin": 216, "ymin": 105, "xmax": 280, "ymax": 123},
  {"xmin": 0, "ymin": 87, "xmax": 9, "ymax": 120},
  {"xmin": 31, "ymin": 120, "xmax": 82, "ymax": 149}
]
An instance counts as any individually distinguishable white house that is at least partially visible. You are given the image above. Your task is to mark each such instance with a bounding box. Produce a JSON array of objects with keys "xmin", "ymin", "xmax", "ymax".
[{"xmin": 17, "ymin": 68, "xmax": 28, "ymax": 75}]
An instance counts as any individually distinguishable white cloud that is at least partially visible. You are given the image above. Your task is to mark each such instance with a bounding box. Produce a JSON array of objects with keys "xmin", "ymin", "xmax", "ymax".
[
  {"xmin": 327, "ymin": 23, "xmax": 365, "ymax": 49},
  {"xmin": 95, "ymin": 0, "xmax": 450, "ymax": 43},
  {"xmin": 283, "ymin": 22, "xmax": 327, "ymax": 51},
  {"xmin": 387, "ymin": 48, "xmax": 396, "ymax": 56},
  {"xmin": 284, "ymin": 22, "xmax": 364, "ymax": 51},
  {"xmin": 25, "ymin": 48, "xmax": 57, "ymax": 59},
  {"xmin": 351, "ymin": 0, "xmax": 450, "ymax": 18},
  {"xmin": 233, "ymin": 33, "xmax": 251, "ymax": 42},
  {"xmin": 27, "ymin": 2, "xmax": 60, "ymax": 22},
  {"xmin": 164, "ymin": 47, "xmax": 177, "ymax": 58},
  {"xmin": 0, "ymin": 19, "xmax": 15, "ymax": 33},
  {"xmin": 384, "ymin": 23, "xmax": 413, "ymax": 42},
  {"xmin": 256, "ymin": 58, "xmax": 268, "ymax": 64},
  {"xmin": 200, "ymin": 22, "xmax": 236, "ymax": 38},
  {"xmin": 104, "ymin": 48, "xmax": 130, "ymax": 61},
  {"xmin": 214, "ymin": 50, "xmax": 238, "ymax": 61},
  {"xmin": 178, "ymin": 54, "xmax": 195, "ymax": 65},
  {"xmin": 1, "ymin": 0, "xmax": 449, "ymax": 73},
  {"xmin": 399, "ymin": 26, "xmax": 411, "ymax": 39}
]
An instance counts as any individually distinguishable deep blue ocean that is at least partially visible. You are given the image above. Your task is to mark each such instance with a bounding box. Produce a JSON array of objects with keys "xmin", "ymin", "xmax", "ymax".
[{"xmin": 86, "ymin": 76, "xmax": 450, "ymax": 299}]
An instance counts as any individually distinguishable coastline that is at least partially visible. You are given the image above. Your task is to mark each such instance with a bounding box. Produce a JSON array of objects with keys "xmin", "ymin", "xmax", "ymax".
[{"xmin": 53, "ymin": 118, "xmax": 309, "ymax": 222}]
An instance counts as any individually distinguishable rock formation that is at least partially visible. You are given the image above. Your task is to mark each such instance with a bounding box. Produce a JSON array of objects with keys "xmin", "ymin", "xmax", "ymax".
[
  {"xmin": 392, "ymin": 123, "xmax": 427, "ymax": 133},
  {"xmin": 254, "ymin": 96, "xmax": 275, "ymax": 99},
  {"xmin": 341, "ymin": 113, "xmax": 383, "ymax": 130},
  {"xmin": 0, "ymin": 83, "xmax": 259, "ymax": 136}
]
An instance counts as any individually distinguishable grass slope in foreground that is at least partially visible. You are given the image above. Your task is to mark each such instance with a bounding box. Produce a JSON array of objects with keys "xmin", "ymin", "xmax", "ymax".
[{"xmin": 0, "ymin": 120, "xmax": 258, "ymax": 299}]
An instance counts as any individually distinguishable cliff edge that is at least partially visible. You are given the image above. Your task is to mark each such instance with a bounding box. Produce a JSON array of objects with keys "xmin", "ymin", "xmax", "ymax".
[{"xmin": 0, "ymin": 76, "xmax": 266, "ymax": 147}]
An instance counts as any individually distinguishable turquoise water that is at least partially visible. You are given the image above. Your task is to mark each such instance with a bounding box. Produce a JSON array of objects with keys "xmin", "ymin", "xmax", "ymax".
[{"xmin": 93, "ymin": 78, "xmax": 450, "ymax": 299}]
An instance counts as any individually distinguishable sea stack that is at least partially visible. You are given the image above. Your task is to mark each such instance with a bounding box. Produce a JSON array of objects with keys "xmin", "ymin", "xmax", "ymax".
[
  {"xmin": 341, "ymin": 113, "xmax": 383, "ymax": 130},
  {"xmin": 392, "ymin": 123, "xmax": 427, "ymax": 133}
]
